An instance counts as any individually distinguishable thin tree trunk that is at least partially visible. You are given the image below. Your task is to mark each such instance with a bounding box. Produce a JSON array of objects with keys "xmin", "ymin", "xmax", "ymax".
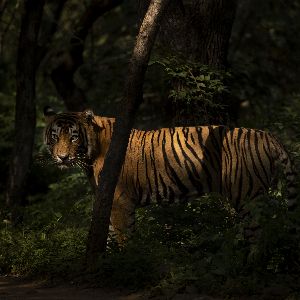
[
  {"xmin": 6, "ymin": 0, "xmax": 45, "ymax": 222},
  {"xmin": 51, "ymin": 0, "xmax": 123, "ymax": 111},
  {"xmin": 85, "ymin": 0, "xmax": 170, "ymax": 269}
]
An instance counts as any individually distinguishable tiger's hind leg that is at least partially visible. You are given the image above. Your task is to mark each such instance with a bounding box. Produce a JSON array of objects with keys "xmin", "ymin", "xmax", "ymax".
[
  {"xmin": 110, "ymin": 189, "xmax": 136, "ymax": 245},
  {"xmin": 237, "ymin": 197, "xmax": 265, "ymax": 243}
]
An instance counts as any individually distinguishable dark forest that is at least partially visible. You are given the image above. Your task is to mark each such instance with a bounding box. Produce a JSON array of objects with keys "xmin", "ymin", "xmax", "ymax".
[{"xmin": 0, "ymin": 0, "xmax": 300, "ymax": 299}]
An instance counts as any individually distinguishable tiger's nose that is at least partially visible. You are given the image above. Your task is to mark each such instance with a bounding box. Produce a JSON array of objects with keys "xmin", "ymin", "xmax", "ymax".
[{"xmin": 58, "ymin": 154, "xmax": 69, "ymax": 162}]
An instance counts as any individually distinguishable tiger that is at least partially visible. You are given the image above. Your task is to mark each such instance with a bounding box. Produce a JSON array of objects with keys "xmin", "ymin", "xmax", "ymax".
[{"xmin": 43, "ymin": 106, "xmax": 297, "ymax": 241}]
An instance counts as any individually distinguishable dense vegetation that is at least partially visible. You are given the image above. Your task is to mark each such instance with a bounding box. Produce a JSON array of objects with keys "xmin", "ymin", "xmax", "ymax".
[{"xmin": 0, "ymin": 0, "xmax": 300, "ymax": 299}]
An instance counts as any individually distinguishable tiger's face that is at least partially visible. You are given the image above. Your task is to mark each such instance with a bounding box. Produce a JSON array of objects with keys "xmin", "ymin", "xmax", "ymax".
[
  {"xmin": 43, "ymin": 107, "xmax": 94, "ymax": 169},
  {"xmin": 45, "ymin": 120, "xmax": 82, "ymax": 168}
]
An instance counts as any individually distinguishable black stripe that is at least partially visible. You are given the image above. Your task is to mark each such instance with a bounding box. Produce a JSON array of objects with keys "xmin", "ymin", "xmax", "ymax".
[
  {"xmin": 184, "ymin": 160, "xmax": 203, "ymax": 194},
  {"xmin": 158, "ymin": 173, "xmax": 168, "ymax": 199},
  {"xmin": 203, "ymin": 144, "xmax": 218, "ymax": 172},
  {"xmin": 224, "ymin": 131, "xmax": 233, "ymax": 200},
  {"xmin": 233, "ymin": 141, "xmax": 239, "ymax": 186},
  {"xmin": 170, "ymin": 128, "xmax": 183, "ymax": 167},
  {"xmin": 190, "ymin": 132, "xmax": 196, "ymax": 145},
  {"xmin": 230, "ymin": 129, "xmax": 235, "ymax": 144},
  {"xmin": 241, "ymin": 131, "xmax": 254, "ymax": 198},
  {"xmin": 237, "ymin": 128, "xmax": 243, "ymax": 143},
  {"xmin": 182, "ymin": 127, "xmax": 189, "ymax": 140},
  {"xmin": 178, "ymin": 132, "xmax": 203, "ymax": 181},
  {"xmin": 207, "ymin": 126, "xmax": 222, "ymax": 171},
  {"xmin": 264, "ymin": 133, "xmax": 272, "ymax": 155},
  {"xmin": 157, "ymin": 129, "xmax": 162, "ymax": 145},
  {"xmin": 233, "ymin": 129, "xmax": 243, "ymax": 185},
  {"xmin": 261, "ymin": 133, "xmax": 273, "ymax": 172},
  {"xmin": 247, "ymin": 130, "xmax": 268, "ymax": 190},
  {"xmin": 162, "ymin": 131, "xmax": 189, "ymax": 196},
  {"xmin": 141, "ymin": 131, "xmax": 147, "ymax": 162},
  {"xmin": 182, "ymin": 133, "xmax": 213, "ymax": 189},
  {"xmin": 195, "ymin": 128, "xmax": 215, "ymax": 183},
  {"xmin": 254, "ymin": 132, "xmax": 269, "ymax": 182},
  {"xmin": 150, "ymin": 132, "xmax": 162, "ymax": 203}
]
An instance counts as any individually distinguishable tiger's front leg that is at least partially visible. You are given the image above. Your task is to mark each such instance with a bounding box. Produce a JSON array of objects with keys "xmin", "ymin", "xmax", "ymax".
[{"xmin": 110, "ymin": 189, "xmax": 136, "ymax": 244}]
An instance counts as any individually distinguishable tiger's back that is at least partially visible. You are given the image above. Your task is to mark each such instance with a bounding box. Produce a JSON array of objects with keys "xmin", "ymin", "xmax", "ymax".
[
  {"xmin": 119, "ymin": 125, "xmax": 294, "ymax": 210},
  {"xmin": 121, "ymin": 126, "xmax": 223, "ymax": 206}
]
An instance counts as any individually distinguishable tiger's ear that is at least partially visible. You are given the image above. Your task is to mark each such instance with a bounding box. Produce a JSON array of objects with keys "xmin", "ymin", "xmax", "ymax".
[
  {"xmin": 44, "ymin": 106, "xmax": 57, "ymax": 123},
  {"xmin": 83, "ymin": 109, "xmax": 94, "ymax": 124}
]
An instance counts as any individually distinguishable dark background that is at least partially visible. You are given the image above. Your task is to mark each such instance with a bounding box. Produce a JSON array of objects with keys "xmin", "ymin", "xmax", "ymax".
[{"xmin": 0, "ymin": 1, "xmax": 300, "ymax": 298}]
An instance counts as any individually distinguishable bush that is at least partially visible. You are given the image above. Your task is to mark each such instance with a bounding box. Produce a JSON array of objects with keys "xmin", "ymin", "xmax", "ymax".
[
  {"xmin": 0, "ymin": 227, "xmax": 86, "ymax": 276},
  {"xmin": 1, "ymin": 187, "xmax": 300, "ymax": 298},
  {"xmin": 91, "ymin": 193, "xmax": 300, "ymax": 297},
  {"xmin": 0, "ymin": 171, "xmax": 91, "ymax": 276}
]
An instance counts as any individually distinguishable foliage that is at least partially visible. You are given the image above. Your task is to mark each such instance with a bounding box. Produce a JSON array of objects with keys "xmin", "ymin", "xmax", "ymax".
[
  {"xmin": 269, "ymin": 95, "xmax": 300, "ymax": 162},
  {"xmin": 230, "ymin": 0, "xmax": 300, "ymax": 129},
  {"xmin": 0, "ymin": 227, "xmax": 86, "ymax": 276},
  {"xmin": 1, "ymin": 190, "xmax": 300, "ymax": 299},
  {"xmin": 25, "ymin": 172, "xmax": 92, "ymax": 229},
  {"xmin": 131, "ymin": 194, "xmax": 300, "ymax": 297},
  {"xmin": 0, "ymin": 171, "xmax": 90, "ymax": 276},
  {"xmin": 151, "ymin": 56, "xmax": 230, "ymax": 125}
]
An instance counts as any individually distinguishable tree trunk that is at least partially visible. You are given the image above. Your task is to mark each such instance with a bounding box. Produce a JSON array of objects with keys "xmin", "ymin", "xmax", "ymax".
[
  {"xmin": 85, "ymin": 0, "xmax": 170, "ymax": 269},
  {"xmin": 51, "ymin": 0, "xmax": 123, "ymax": 111},
  {"xmin": 6, "ymin": 0, "xmax": 45, "ymax": 223},
  {"xmin": 140, "ymin": 0, "xmax": 236, "ymax": 66},
  {"xmin": 140, "ymin": 0, "xmax": 238, "ymax": 125}
]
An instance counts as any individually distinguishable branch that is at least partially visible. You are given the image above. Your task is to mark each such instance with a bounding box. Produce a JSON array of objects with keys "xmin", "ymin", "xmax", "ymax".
[
  {"xmin": 51, "ymin": 0, "xmax": 123, "ymax": 111},
  {"xmin": 85, "ymin": 0, "xmax": 170, "ymax": 268}
]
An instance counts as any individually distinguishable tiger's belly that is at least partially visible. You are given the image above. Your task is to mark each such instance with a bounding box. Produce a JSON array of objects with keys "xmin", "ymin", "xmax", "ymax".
[{"xmin": 120, "ymin": 164, "xmax": 222, "ymax": 206}]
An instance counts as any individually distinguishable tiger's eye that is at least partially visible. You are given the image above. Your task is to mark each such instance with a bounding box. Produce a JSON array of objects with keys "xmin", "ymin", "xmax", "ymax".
[
  {"xmin": 52, "ymin": 134, "xmax": 58, "ymax": 141},
  {"xmin": 71, "ymin": 136, "xmax": 78, "ymax": 142}
]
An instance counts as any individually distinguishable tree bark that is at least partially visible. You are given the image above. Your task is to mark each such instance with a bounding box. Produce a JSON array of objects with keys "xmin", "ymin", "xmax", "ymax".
[
  {"xmin": 140, "ymin": 0, "xmax": 236, "ymax": 66},
  {"xmin": 85, "ymin": 0, "xmax": 170, "ymax": 268},
  {"xmin": 167, "ymin": 0, "xmax": 236, "ymax": 66},
  {"xmin": 6, "ymin": 0, "xmax": 45, "ymax": 222},
  {"xmin": 51, "ymin": 0, "xmax": 123, "ymax": 111}
]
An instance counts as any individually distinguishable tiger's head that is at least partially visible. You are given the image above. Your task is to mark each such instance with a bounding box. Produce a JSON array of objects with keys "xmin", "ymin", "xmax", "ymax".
[{"xmin": 43, "ymin": 106, "xmax": 97, "ymax": 169}]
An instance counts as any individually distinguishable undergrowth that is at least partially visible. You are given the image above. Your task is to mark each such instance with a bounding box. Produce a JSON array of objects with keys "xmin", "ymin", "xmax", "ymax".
[{"xmin": 1, "ymin": 184, "xmax": 300, "ymax": 299}]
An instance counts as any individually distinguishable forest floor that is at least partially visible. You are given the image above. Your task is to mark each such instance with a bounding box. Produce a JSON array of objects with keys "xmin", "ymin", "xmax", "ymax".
[
  {"xmin": 0, "ymin": 275, "xmax": 143, "ymax": 300},
  {"xmin": 0, "ymin": 276, "xmax": 226, "ymax": 300}
]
